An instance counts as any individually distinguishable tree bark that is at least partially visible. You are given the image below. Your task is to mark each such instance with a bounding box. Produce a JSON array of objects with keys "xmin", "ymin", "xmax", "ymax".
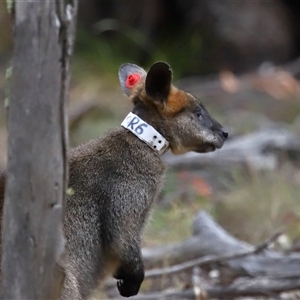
[{"xmin": 1, "ymin": 1, "xmax": 77, "ymax": 299}]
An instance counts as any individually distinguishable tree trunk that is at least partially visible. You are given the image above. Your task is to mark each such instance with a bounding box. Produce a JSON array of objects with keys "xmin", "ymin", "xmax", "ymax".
[{"xmin": 1, "ymin": 1, "xmax": 77, "ymax": 299}]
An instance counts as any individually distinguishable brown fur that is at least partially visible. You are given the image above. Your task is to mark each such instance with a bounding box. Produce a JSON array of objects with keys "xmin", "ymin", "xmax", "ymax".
[
  {"xmin": 164, "ymin": 87, "xmax": 189, "ymax": 115},
  {"xmin": 130, "ymin": 82, "xmax": 189, "ymax": 116}
]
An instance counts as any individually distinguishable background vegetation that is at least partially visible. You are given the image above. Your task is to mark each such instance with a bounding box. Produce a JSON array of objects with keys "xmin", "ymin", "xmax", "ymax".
[{"xmin": 1, "ymin": 0, "xmax": 300, "ymax": 261}]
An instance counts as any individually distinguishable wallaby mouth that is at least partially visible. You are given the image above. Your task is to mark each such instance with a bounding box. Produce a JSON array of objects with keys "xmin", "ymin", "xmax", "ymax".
[
  {"xmin": 205, "ymin": 144, "xmax": 217, "ymax": 152},
  {"xmin": 202, "ymin": 142, "xmax": 221, "ymax": 153},
  {"xmin": 195, "ymin": 143, "xmax": 217, "ymax": 153},
  {"xmin": 199, "ymin": 130, "xmax": 227, "ymax": 153},
  {"xmin": 214, "ymin": 132, "xmax": 228, "ymax": 150}
]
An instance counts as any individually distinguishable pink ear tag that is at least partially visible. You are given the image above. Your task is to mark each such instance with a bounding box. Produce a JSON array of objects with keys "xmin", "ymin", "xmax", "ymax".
[{"xmin": 125, "ymin": 73, "xmax": 141, "ymax": 88}]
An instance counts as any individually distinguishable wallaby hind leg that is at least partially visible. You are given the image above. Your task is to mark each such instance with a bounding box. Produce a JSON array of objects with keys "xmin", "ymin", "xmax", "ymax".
[
  {"xmin": 61, "ymin": 197, "xmax": 106, "ymax": 300},
  {"xmin": 60, "ymin": 268, "xmax": 81, "ymax": 300},
  {"xmin": 60, "ymin": 256, "xmax": 105, "ymax": 300}
]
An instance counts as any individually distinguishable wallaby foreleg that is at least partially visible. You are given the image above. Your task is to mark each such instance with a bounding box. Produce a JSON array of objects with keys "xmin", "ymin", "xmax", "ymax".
[{"xmin": 113, "ymin": 244, "xmax": 144, "ymax": 297}]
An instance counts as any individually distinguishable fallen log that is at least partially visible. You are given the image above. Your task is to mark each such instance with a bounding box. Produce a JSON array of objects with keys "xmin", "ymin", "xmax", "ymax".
[
  {"xmin": 144, "ymin": 232, "xmax": 284, "ymax": 280},
  {"xmin": 163, "ymin": 127, "xmax": 300, "ymax": 171},
  {"xmin": 143, "ymin": 211, "xmax": 300, "ymax": 279}
]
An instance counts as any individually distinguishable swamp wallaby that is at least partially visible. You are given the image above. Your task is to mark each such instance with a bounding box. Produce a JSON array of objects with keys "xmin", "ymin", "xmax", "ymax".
[{"xmin": 0, "ymin": 62, "xmax": 228, "ymax": 299}]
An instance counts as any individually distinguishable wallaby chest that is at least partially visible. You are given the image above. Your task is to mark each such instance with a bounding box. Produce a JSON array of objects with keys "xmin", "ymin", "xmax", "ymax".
[{"xmin": 67, "ymin": 127, "xmax": 166, "ymax": 219}]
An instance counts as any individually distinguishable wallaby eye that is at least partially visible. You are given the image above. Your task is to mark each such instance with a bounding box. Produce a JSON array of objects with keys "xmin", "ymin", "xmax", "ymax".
[{"xmin": 195, "ymin": 110, "xmax": 202, "ymax": 119}]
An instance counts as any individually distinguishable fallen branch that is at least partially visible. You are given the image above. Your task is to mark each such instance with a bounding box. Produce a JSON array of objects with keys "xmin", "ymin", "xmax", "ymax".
[
  {"xmin": 142, "ymin": 212, "xmax": 300, "ymax": 279},
  {"xmin": 145, "ymin": 231, "xmax": 282, "ymax": 279}
]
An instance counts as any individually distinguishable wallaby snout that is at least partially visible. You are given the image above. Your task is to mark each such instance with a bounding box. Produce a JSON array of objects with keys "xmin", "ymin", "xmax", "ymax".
[{"xmin": 195, "ymin": 105, "xmax": 228, "ymax": 152}]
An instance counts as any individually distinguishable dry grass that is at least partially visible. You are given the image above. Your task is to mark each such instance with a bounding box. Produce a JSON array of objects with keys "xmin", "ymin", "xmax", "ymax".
[
  {"xmin": 216, "ymin": 166, "xmax": 300, "ymax": 246},
  {"xmin": 143, "ymin": 170, "xmax": 214, "ymax": 246},
  {"xmin": 144, "ymin": 164, "xmax": 300, "ymax": 249}
]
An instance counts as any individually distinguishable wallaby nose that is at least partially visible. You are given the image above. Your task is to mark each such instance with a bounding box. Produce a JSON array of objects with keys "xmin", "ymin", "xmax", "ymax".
[{"xmin": 222, "ymin": 131, "xmax": 228, "ymax": 139}]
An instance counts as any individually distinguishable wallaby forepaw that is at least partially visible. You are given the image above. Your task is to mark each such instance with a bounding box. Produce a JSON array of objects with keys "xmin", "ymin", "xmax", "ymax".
[{"xmin": 117, "ymin": 278, "xmax": 141, "ymax": 297}]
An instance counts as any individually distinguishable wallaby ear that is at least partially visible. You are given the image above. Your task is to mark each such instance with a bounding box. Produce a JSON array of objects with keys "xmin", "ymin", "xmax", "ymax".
[
  {"xmin": 145, "ymin": 62, "xmax": 172, "ymax": 102},
  {"xmin": 119, "ymin": 63, "xmax": 146, "ymax": 96}
]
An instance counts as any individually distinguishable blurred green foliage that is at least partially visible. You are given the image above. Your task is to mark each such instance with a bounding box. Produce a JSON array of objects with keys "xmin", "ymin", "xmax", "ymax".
[
  {"xmin": 1, "ymin": 3, "xmax": 299, "ymax": 253},
  {"xmin": 74, "ymin": 22, "xmax": 209, "ymax": 79}
]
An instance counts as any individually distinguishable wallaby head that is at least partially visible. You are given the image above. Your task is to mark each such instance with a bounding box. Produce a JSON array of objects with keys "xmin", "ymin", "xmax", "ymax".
[{"xmin": 119, "ymin": 62, "xmax": 228, "ymax": 155}]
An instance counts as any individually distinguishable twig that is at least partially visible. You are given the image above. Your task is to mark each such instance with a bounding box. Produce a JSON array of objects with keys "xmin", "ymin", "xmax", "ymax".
[
  {"xmin": 253, "ymin": 231, "xmax": 282, "ymax": 254},
  {"xmin": 145, "ymin": 231, "xmax": 282, "ymax": 279}
]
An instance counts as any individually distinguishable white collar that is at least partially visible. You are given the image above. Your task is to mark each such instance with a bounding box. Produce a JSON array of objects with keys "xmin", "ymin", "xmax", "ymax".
[{"xmin": 121, "ymin": 112, "xmax": 169, "ymax": 155}]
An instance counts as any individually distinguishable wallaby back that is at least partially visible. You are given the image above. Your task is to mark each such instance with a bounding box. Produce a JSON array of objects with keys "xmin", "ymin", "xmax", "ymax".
[{"xmin": 0, "ymin": 62, "xmax": 227, "ymax": 299}]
